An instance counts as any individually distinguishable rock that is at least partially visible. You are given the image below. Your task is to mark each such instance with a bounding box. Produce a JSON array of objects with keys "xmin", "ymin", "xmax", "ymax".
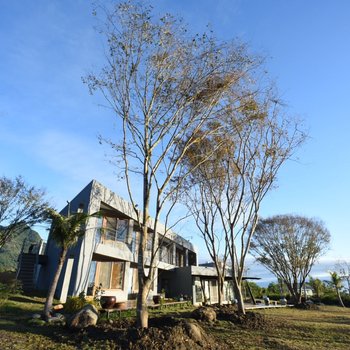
[
  {"xmin": 68, "ymin": 304, "xmax": 99, "ymax": 329},
  {"xmin": 192, "ymin": 307, "xmax": 216, "ymax": 322},
  {"xmin": 184, "ymin": 321, "xmax": 203, "ymax": 344},
  {"xmin": 47, "ymin": 315, "xmax": 66, "ymax": 326},
  {"xmin": 31, "ymin": 313, "xmax": 42, "ymax": 319},
  {"xmin": 53, "ymin": 304, "xmax": 64, "ymax": 311},
  {"xmin": 52, "ymin": 312, "xmax": 65, "ymax": 320},
  {"xmin": 47, "ymin": 313, "xmax": 66, "ymax": 325}
]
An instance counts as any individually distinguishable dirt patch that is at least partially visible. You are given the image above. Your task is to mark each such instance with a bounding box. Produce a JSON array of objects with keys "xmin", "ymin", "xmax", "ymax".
[
  {"xmin": 78, "ymin": 316, "xmax": 226, "ymax": 350},
  {"xmin": 215, "ymin": 305, "xmax": 272, "ymax": 330},
  {"xmin": 294, "ymin": 302, "xmax": 320, "ymax": 310}
]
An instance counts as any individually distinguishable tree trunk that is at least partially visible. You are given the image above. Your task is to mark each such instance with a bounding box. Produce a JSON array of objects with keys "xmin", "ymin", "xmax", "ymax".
[
  {"xmin": 233, "ymin": 279, "xmax": 245, "ymax": 315},
  {"xmin": 215, "ymin": 265, "xmax": 225, "ymax": 306},
  {"xmin": 44, "ymin": 248, "xmax": 67, "ymax": 320},
  {"xmin": 217, "ymin": 275, "xmax": 225, "ymax": 306},
  {"xmin": 285, "ymin": 281, "xmax": 301, "ymax": 305},
  {"xmin": 336, "ymin": 289, "xmax": 345, "ymax": 307},
  {"xmin": 136, "ymin": 278, "xmax": 151, "ymax": 328}
]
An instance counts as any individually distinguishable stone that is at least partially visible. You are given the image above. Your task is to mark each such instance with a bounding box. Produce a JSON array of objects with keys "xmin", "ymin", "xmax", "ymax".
[
  {"xmin": 184, "ymin": 321, "xmax": 203, "ymax": 343},
  {"xmin": 68, "ymin": 304, "xmax": 99, "ymax": 329},
  {"xmin": 53, "ymin": 304, "xmax": 64, "ymax": 311},
  {"xmin": 31, "ymin": 313, "xmax": 42, "ymax": 319},
  {"xmin": 47, "ymin": 315, "xmax": 66, "ymax": 326}
]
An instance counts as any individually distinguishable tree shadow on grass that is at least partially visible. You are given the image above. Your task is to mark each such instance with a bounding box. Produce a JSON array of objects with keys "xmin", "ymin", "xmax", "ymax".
[{"xmin": 8, "ymin": 295, "xmax": 44, "ymax": 304}]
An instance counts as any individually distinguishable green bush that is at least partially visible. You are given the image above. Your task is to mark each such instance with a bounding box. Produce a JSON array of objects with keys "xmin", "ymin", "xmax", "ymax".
[
  {"xmin": 318, "ymin": 293, "xmax": 350, "ymax": 307},
  {"xmin": 63, "ymin": 293, "xmax": 98, "ymax": 314},
  {"xmin": 0, "ymin": 271, "xmax": 22, "ymax": 305}
]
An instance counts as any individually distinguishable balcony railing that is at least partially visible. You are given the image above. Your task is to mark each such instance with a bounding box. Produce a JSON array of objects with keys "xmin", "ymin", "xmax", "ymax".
[{"xmin": 95, "ymin": 228, "xmax": 138, "ymax": 254}]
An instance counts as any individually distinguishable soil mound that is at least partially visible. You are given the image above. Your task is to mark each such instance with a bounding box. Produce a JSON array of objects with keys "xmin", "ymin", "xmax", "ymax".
[
  {"xmin": 129, "ymin": 319, "xmax": 219, "ymax": 350},
  {"xmin": 294, "ymin": 302, "xmax": 320, "ymax": 310},
  {"xmin": 83, "ymin": 316, "xmax": 224, "ymax": 350},
  {"xmin": 216, "ymin": 305, "xmax": 271, "ymax": 330}
]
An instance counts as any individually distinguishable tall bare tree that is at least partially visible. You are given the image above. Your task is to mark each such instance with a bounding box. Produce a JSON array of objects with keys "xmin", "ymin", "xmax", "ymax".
[
  {"xmin": 184, "ymin": 178, "xmax": 229, "ymax": 305},
  {"xmin": 85, "ymin": 1, "xmax": 258, "ymax": 327},
  {"xmin": 0, "ymin": 176, "xmax": 49, "ymax": 248},
  {"xmin": 251, "ymin": 215, "xmax": 331, "ymax": 304},
  {"xmin": 335, "ymin": 260, "xmax": 350, "ymax": 294},
  {"xmin": 181, "ymin": 93, "xmax": 306, "ymax": 314}
]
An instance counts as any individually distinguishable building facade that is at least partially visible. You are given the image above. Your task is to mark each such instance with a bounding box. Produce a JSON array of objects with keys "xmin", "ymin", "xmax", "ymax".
[{"xmin": 36, "ymin": 180, "xmax": 200, "ymax": 303}]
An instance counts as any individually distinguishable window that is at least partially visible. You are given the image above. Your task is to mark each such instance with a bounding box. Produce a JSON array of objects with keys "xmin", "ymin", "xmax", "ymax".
[
  {"xmin": 98, "ymin": 261, "xmax": 125, "ymax": 290},
  {"xmin": 159, "ymin": 242, "xmax": 173, "ymax": 264},
  {"xmin": 86, "ymin": 261, "xmax": 97, "ymax": 296},
  {"xmin": 131, "ymin": 267, "xmax": 139, "ymax": 293},
  {"xmin": 146, "ymin": 233, "xmax": 153, "ymax": 251},
  {"xmin": 131, "ymin": 230, "xmax": 139, "ymax": 254},
  {"xmin": 103, "ymin": 217, "xmax": 129, "ymax": 243},
  {"xmin": 116, "ymin": 219, "xmax": 128, "ymax": 242}
]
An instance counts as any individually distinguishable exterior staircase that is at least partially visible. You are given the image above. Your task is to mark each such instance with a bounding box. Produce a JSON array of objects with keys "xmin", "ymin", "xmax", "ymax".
[
  {"xmin": 17, "ymin": 253, "xmax": 37, "ymax": 291},
  {"xmin": 16, "ymin": 240, "xmax": 47, "ymax": 291}
]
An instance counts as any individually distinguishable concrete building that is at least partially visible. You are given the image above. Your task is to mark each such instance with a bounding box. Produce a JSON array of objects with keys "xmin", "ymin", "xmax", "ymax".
[{"xmin": 31, "ymin": 180, "xmax": 235, "ymax": 305}]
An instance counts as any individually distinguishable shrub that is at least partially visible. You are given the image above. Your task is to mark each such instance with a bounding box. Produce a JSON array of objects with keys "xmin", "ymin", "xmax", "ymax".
[
  {"xmin": 63, "ymin": 293, "xmax": 98, "ymax": 314},
  {"xmin": 0, "ymin": 271, "xmax": 22, "ymax": 305}
]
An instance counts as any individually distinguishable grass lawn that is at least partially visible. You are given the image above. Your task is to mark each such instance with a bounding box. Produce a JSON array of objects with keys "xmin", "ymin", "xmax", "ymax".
[
  {"xmin": 211, "ymin": 306, "xmax": 350, "ymax": 349},
  {"xmin": 1, "ymin": 295, "xmax": 350, "ymax": 349}
]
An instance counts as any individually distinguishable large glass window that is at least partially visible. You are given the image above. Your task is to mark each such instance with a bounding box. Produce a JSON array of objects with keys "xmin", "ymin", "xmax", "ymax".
[
  {"xmin": 98, "ymin": 261, "xmax": 125, "ymax": 290},
  {"xmin": 102, "ymin": 217, "xmax": 128, "ymax": 243},
  {"xmin": 159, "ymin": 242, "xmax": 173, "ymax": 264},
  {"xmin": 86, "ymin": 261, "xmax": 97, "ymax": 296},
  {"xmin": 95, "ymin": 217, "xmax": 103, "ymax": 245},
  {"xmin": 131, "ymin": 267, "xmax": 139, "ymax": 293},
  {"xmin": 116, "ymin": 219, "xmax": 128, "ymax": 242}
]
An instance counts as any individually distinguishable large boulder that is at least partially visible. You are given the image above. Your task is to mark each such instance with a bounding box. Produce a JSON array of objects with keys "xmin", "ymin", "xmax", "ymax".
[
  {"xmin": 68, "ymin": 304, "xmax": 99, "ymax": 329},
  {"xmin": 184, "ymin": 321, "xmax": 203, "ymax": 344}
]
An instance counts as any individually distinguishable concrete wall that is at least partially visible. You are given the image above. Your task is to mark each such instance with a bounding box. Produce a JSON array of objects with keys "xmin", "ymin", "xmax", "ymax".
[{"xmin": 37, "ymin": 179, "xmax": 198, "ymax": 302}]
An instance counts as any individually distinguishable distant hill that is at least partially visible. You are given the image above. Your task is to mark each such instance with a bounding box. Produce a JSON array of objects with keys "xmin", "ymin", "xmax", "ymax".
[{"xmin": 0, "ymin": 226, "xmax": 41, "ymax": 272}]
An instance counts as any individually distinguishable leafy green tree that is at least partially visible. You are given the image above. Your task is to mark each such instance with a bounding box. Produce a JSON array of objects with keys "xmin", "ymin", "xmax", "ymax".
[
  {"xmin": 267, "ymin": 282, "xmax": 281, "ymax": 295},
  {"xmin": 43, "ymin": 209, "xmax": 99, "ymax": 320},
  {"xmin": 329, "ymin": 271, "xmax": 345, "ymax": 307},
  {"xmin": 309, "ymin": 276, "xmax": 325, "ymax": 299},
  {"xmin": 251, "ymin": 215, "xmax": 330, "ymax": 305},
  {"xmin": 0, "ymin": 176, "xmax": 49, "ymax": 248},
  {"xmin": 246, "ymin": 281, "xmax": 262, "ymax": 298}
]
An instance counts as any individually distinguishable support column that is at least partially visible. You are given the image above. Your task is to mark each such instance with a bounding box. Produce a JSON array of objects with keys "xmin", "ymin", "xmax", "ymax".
[
  {"xmin": 173, "ymin": 243, "xmax": 176, "ymax": 266},
  {"xmin": 58, "ymin": 258, "xmax": 74, "ymax": 303},
  {"xmin": 185, "ymin": 249, "xmax": 189, "ymax": 267}
]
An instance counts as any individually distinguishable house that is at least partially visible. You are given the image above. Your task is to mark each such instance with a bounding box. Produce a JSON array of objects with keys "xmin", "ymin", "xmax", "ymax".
[{"xmin": 27, "ymin": 180, "xmax": 235, "ymax": 305}]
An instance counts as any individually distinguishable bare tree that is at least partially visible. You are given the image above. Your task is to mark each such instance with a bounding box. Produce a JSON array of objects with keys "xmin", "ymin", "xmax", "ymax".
[
  {"xmin": 85, "ymin": 1, "xmax": 257, "ymax": 327},
  {"xmin": 183, "ymin": 179, "xmax": 229, "ymax": 305},
  {"xmin": 0, "ymin": 176, "xmax": 49, "ymax": 248},
  {"xmin": 335, "ymin": 260, "xmax": 350, "ymax": 294},
  {"xmin": 251, "ymin": 215, "xmax": 331, "ymax": 305},
  {"xmin": 181, "ymin": 92, "xmax": 306, "ymax": 314}
]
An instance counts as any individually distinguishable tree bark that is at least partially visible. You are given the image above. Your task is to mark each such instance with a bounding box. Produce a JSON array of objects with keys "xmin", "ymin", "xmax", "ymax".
[
  {"xmin": 44, "ymin": 248, "xmax": 67, "ymax": 320},
  {"xmin": 217, "ymin": 275, "xmax": 224, "ymax": 306},
  {"xmin": 136, "ymin": 278, "xmax": 151, "ymax": 328},
  {"xmin": 337, "ymin": 289, "xmax": 345, "ymax": 307},
  {"xmin": 233, "ymin": 279, "xmax": 246, "ymax": 315}
]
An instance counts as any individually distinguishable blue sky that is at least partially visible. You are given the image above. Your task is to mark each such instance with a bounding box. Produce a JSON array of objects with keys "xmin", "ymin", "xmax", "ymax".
[{"xmin": 1, "ymin": 0, "xmax": 350, "ymax": 277}]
